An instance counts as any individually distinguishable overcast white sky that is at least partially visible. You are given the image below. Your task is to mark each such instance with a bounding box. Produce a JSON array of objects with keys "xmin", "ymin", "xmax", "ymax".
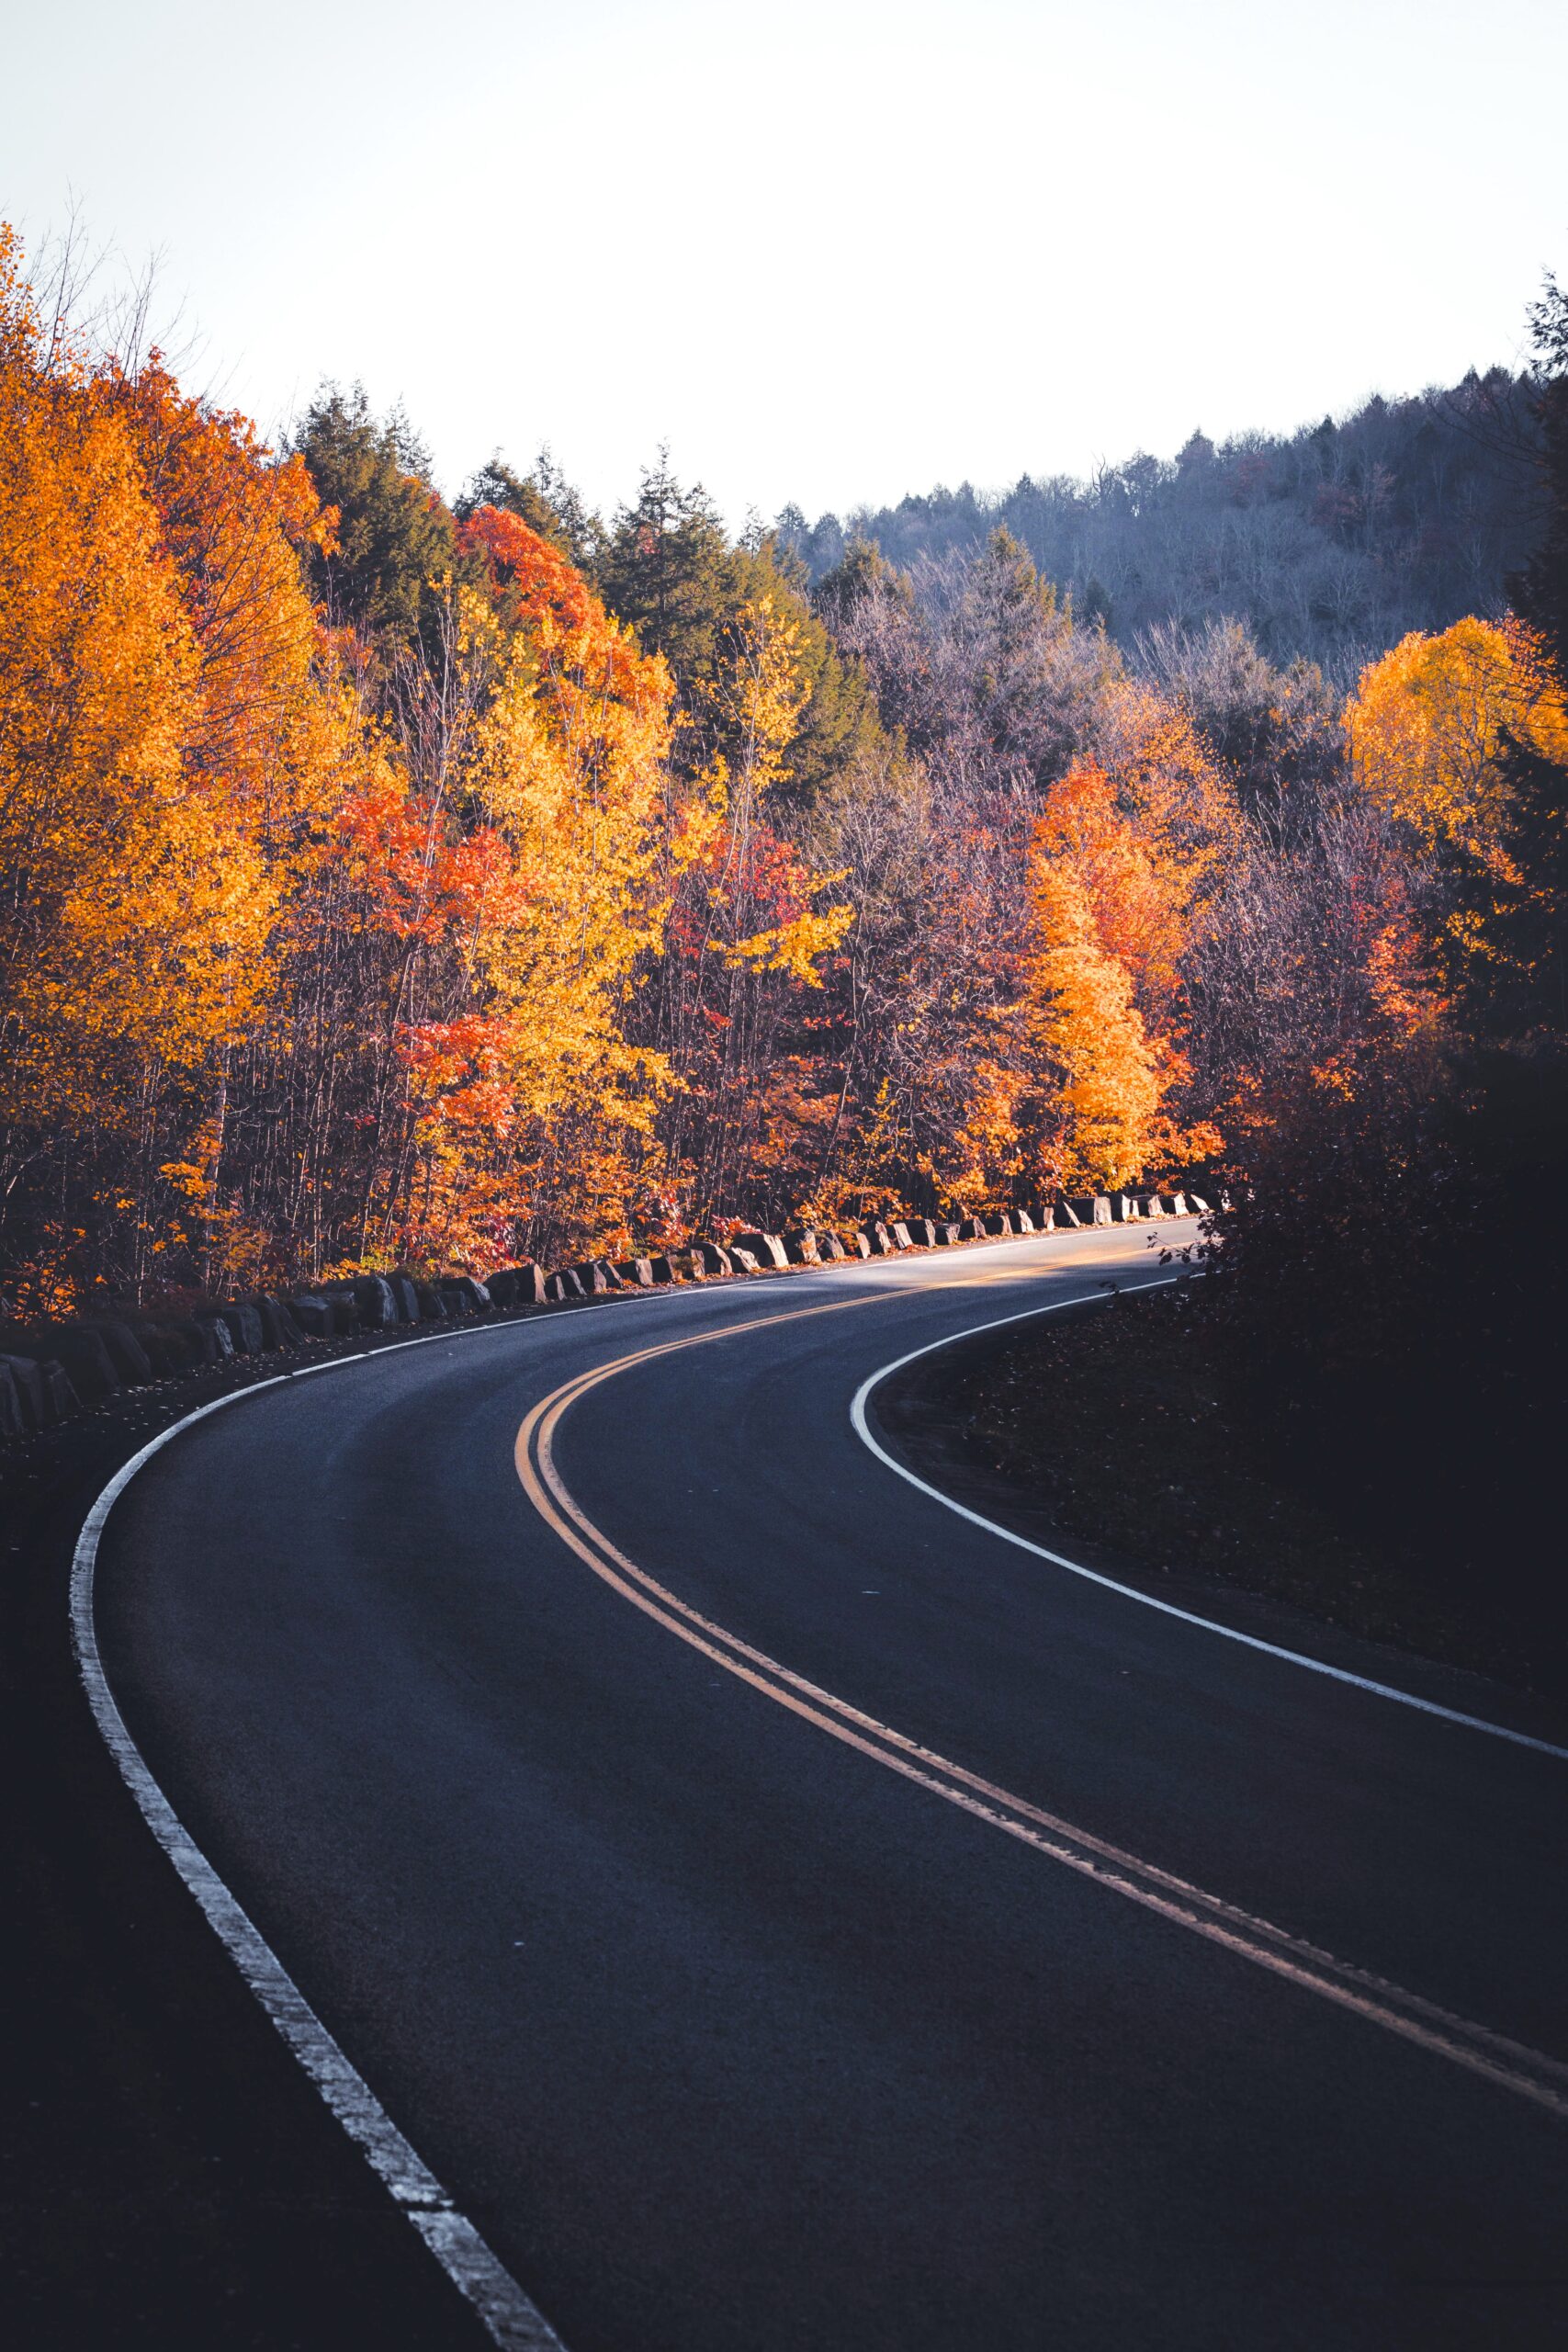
[{"xmin": 8, "ymin": 0, "xmax": 1565, "ymax": 527}]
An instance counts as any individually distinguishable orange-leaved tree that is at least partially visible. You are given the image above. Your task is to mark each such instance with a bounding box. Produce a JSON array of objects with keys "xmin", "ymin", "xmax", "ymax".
[
  {"xmin": 0, "ymin": 231, "xmax": 276, "ymax": 1303},
  {"xmin": 360, "ymin": 508, "xmax": 680, "ymax": 1264},
  {"xmin": 1014, "ymin": 848, "xmax": 1168, "ymax": 1191}
]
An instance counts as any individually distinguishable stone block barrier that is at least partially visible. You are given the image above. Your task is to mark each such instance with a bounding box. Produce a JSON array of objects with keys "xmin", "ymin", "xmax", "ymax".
[
  {"xmin": 1, "ymin": 1352, "xmax": 75, "ymax": 1432},
  {"xmin": 254, "ymin": 1296, "xmax": 304, "ymax": 1349},
  {"xmin": 485, "ymin": 1263, "xmax": 547, "ymax": 1308},
  {"xmin": 348, "ymin": 1276, "xmax": 399, "ymax": 1330},
  {"xmin": 0, "ymin": 1358, "xmax": 27, "ymax": 1440},
  {"xmin": 0, "ymin": 1321, "xmax": 122, "ymax": 1405},
  {"xmin": 219, "ymin": 1301, "xmax": 268, "ymax": 1353},
  {"xmin": 732, "ymin": 1231, "xmax": 789, "ymax": 1270},
  {"xmin": 0, "ymin": 1180, "xmax": 1230, "ymax": 1442},
  {"xmin": 85, "ymin": 1318, "xmax": 155, "ymax": 1385}
]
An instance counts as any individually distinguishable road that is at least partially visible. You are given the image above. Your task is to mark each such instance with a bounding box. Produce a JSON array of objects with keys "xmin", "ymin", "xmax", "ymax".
[{"xmin": 91, "ymin": 1227, "xmax": 1568, "ymax": 2349}]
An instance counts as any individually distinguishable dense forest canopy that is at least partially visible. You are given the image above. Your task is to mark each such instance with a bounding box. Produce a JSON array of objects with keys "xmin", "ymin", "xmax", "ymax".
[
  {"xmin": 2, "ymin": 210, "xmax": 1564, "ymax": 1484},
  {"xmin": 777, "ymin": 370, "xmax": 1540, "ymax": 676}
]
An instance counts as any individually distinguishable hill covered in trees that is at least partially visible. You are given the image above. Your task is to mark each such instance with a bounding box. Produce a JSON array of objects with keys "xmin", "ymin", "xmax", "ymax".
[
  {"xmin": 777, "ymin": 371, "xmax": 1540, "ymax": 675},
  {"xmin": 2, "ymin": 205, "xmax": 1565, "ymax": 1525}
]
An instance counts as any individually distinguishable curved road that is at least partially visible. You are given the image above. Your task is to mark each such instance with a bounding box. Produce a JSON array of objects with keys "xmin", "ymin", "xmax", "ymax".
[{"xmin": 93, "ymin": 1228, "xmax": 1568, "ymax": 2349}]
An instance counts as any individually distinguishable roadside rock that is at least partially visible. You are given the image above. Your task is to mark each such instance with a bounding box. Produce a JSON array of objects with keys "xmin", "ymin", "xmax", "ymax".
[
  {"xmin": 217, "ymin": 1302, "xmax": 265, "ymax": 1355},
  {"xmin": 84, "ymin": 1318, "xmax": 155, "ymax": 1385},
  {"xmin": 485, "ymin": 1264, "xmax": 547, "ymax": 1307},
  {"xmin": 0, "ymin": 1352, "xmax": 82, "ymax": 1430},
  {"xmin": 134, "ymin": 1318, "xmax": 209, "ymax": 1373},
  {"xmin": 349, "ymin": 1276, "xmax": 399, "ymax": 1329},
  {"xmin": 2, "ymin": 1354, "xmax": 48, "ymax": 1431},
  {"xmin": 0, "ymin": 1323, "xmax": 121, "ymax": 1404},
  {"xmin": 388, "ymin": 1273, "xmax": 423, "ymax": 1322},
  {"xmin": 732, "ymin": 1232, "xmax": 788, "ymax": 1270},
  {"xmin": 249, "ymin": 1295, "xmax": 302, "ymax": 1349},
  {"xmin": 193, "ymin": 1313, "xmax": 237, "ymax": 1360}
]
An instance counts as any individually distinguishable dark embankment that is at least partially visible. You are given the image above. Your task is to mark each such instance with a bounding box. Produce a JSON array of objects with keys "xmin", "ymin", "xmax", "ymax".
[{"xmin": 875, "ymin": 1278, "xmax": 1565, "ymax": 1706}]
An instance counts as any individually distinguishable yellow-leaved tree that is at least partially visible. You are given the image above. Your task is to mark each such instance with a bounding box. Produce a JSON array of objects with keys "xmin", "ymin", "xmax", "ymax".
[
  {"xmin": 371, "ymin": 508, "xmax": 681, "ymax": 1263},
  {"xmin": 1347, "ymin": 616, "xmax": 1568, "ymax": 862}
]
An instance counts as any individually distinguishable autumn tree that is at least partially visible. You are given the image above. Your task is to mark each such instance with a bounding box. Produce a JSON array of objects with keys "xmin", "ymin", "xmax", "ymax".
[
  {"xmin": 457, "ymin": 448, "xmax": 600, "ymax": 575},
  {"xmin": 0, "ymin": 232, "xmax": 294, "ymax": 1301},
  {"xmin": 1011, "ymin": 849, "xmax": 1169, "ymax": 1192},
  {"xmin": 366, "ymin": 506, "xmax": 681, "ymax": 1262},
  {"xmin": 640, "ymin": 589, "xmax": 852, "ymax": 1227},
  {"xmin": 1347, "ymin": 616, "xmax": 1567, "ymax": 862}
]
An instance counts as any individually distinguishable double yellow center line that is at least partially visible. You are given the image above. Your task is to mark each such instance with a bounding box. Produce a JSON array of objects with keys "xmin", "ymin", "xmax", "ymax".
[{"xmin": 513, "ymin": 1294, "xmax": 1568, "ymax": 2120}]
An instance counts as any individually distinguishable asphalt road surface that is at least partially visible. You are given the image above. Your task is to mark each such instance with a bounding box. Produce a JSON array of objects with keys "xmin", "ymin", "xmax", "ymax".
[{"xmin": 92, "ymin": 1227, "xmax": 1568, "ymax": 2349}]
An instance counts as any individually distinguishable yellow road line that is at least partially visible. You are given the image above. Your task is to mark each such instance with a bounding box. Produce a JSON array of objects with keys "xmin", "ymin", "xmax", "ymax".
[{"xmin": 513, "ymin": 1289, "xmax": 1568, "ymax": 2120}]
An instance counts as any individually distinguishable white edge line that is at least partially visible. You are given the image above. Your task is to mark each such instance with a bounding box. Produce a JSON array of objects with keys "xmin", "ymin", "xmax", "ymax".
[
  {"xmin": 69, "ymin": 1327, "xmax": 568, "ymax": 2352},
  {"xmin": 58, "ymin": 1240, "xmax": 1092, "ymax": 2344},
  {"xmin": 849, "ymin": 1280, "xmax": 1568, "ymax": 1764}
]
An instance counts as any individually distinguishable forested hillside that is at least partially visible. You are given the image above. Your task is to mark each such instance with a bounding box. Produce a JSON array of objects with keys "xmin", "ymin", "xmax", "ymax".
[
  {"xmin": 2, "ymin": 218, "xmax": 1564, "ymax": 1374},
  {"xmin": 779, "ymin": 372, "xmax": 1538, "ymax": 673}
]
